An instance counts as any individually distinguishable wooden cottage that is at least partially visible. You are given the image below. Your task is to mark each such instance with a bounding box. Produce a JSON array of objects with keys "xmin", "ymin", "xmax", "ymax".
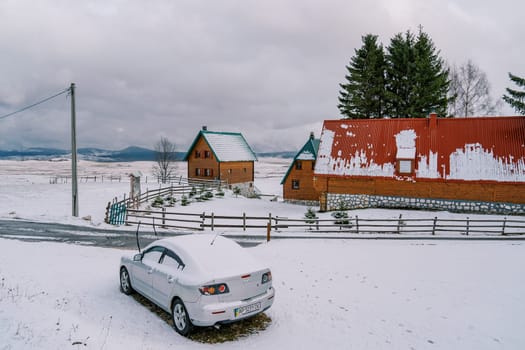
[
  {"xmin": 313, "ymin": 114, "xmax": 525, "ymax": 214},
  {"xmin": 281, "ymin": 132, "xmax": 320, "ymax": 203},
  {"xmin": 184, "ymin": 127, "xmax": 257, "ymax": 186}
]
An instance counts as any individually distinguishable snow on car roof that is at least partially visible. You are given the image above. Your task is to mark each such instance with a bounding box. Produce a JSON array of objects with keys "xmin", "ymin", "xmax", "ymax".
[{"xmin": 157, "ymin": 234, "xmax": 266, "ymax": 280}]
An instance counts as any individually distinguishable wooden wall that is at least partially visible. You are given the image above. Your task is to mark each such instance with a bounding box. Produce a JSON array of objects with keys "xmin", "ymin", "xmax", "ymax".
[
  {"xmin": 283, "ymin": 160, "xmax": 320, "ymax": 200},
  {"xmin": 218, "ymin": 161, "xmax": 254, "ymax": 184},
  {"xmin": 313, "ymin": 176, "xmax": 525, "ymax": 204}
]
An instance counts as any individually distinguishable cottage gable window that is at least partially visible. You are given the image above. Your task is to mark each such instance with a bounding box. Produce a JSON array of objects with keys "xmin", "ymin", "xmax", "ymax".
[
  {"xmin": 195, "ymin": 151, "xmax": 201, "ymax": 158},
  {"xmin": 295, "ymin": 161, "xmax": 302, "ymax": 170},
  {"xmin": 204, "ymin": 150, "xmax": 211, "ymax": 158},
  {"xmin": 292, "ymin": 179, "xmax": 300, "ymax": 189}
]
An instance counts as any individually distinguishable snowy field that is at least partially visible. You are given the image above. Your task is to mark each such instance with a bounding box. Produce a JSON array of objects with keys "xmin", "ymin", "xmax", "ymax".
[{"xmin": 1, "ymin": 159, "xmax": 525, "ymax": 349}]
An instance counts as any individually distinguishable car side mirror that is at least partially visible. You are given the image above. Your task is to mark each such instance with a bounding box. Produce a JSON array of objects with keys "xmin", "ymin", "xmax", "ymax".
[{"xmin": 133, "ymin": 253, "xmax": 142, "ymax": 262}]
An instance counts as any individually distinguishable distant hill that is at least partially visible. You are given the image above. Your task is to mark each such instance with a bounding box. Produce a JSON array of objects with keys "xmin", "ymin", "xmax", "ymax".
[
  {"xmin": 0, "ymin": 147, "xmax": 293, "ymax": 162},
  {"xmin": 257, "ymin": 151, "xmax": 295, "ymax": 159}
]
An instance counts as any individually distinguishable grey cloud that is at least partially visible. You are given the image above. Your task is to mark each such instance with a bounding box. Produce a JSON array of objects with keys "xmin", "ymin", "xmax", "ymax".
[{"xmin": 0, "ymin": 0, "xmax": 523, "ymax": 153}]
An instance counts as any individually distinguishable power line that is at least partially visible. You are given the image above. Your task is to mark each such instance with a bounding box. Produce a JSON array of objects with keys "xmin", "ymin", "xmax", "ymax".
[{"xmin": 0, "ymin": 87, "xmax": 71, "ymax": 120}]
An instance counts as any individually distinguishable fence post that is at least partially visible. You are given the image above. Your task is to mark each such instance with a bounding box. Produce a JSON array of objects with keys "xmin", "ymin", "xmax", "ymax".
[
  {"xmin": 502, "ymin": 217, "xmax": 507, "ymax": 235},
  {"xmin": 316, "ymin": 217, "xmax": 319, "ymax": 231},
  {"xmin": 202, "ymin": 212, "xmax": 206, "ymax": 230},
  {"xmin": 124, "ymin": 204, "xmax": 129, "ymax": 225},
  {"xmin": 465, "ymin": 217, "xmax": 469, "ymax": 236},
  {"xmin": 269, "ymin": 213, "xmax": 272, "ymax": 230},
  {"xmin": 211, "ymin": 212, "xmax": 215, "ymax": 231},
  {"xmin": 355, "ymin": 215, "xmax": 359, "ymax": 234},
  {"xmin": 243, "ymin": 212, "xmax": 246, "ymax": 231},
  {"xmin": 266, "ymin": 223, "xmax": 271, "ymax": 242},
  {"xmin": 397, "ymin": 214, "xmax": 402, "ymax": 234},
  {"xmin": 432, "ymin": 216, "xmax": 437, "ymax": 235},
  {"xmin": 162, "ymin": 207, "xmax": 166, "ymax": 229},
  {"xmin": 104, "ymin": 202, "xmax": 111, "ymax": 223}
]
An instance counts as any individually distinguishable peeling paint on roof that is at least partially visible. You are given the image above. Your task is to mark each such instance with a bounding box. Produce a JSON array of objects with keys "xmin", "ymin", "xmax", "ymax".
[{"xmin": 315, "ymin": 116, "xmax": 525, "ymax": 182}]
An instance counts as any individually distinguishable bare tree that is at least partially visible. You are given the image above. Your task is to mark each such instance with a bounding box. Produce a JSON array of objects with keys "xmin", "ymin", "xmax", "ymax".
[
  {"xmin": 153, "ymin": 137, "xmax": 177, "ymax": 183},
  {"xmin": 447, "ymin": 60, "xmax": 501, "ymax": 117}
]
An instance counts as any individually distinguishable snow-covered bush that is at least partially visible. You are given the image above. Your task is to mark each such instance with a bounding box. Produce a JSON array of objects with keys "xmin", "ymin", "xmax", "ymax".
[
  {"xmin": 151, "ymin": 196, "xmax": 164, "ymax": 208},
  {"xmin": 304, "ymin": 207, "xmax": 318, "ymax": 227}
]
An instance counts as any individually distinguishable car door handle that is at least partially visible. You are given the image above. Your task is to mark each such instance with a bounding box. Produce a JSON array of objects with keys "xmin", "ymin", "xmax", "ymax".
[
  {"xmin": 147, "ymin": 268, "xmax": 154, "ymax": 274},
  {"xmin": 167, "ymin": 276, "xmax": 175, "ymax": 284}
]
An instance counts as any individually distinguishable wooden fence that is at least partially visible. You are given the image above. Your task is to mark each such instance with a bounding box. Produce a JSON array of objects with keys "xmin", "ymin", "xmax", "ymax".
[
  {"xmin": 105, "ymin": 179, "xmax": 225, "ymax": 225},
  {"xmin": 120, "ymin": 209, "xmax": 525, "ymax": 236},
  {"xmin": 105, "ymin": 183, "xmax": 525, "ymax": 236}
]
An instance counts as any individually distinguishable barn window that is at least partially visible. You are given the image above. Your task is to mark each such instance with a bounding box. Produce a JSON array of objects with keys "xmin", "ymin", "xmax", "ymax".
[
  {"xmin": 195, "ymin": 150, "xmax": 201, "ymax": 158},
  {"xmin": 396, "ymin": 147, "xmax": 415, "ymax": 175},
  {"xmin": 397, "ymin": 160, "xmax": 413, "ymax": 174},
  {"xmin": 295, "ymin": 161, "xmax": 302, "ymax": 170},
  {"xmin": 292, "ymin": 179, "xmax": 300, "ymax": 189}
]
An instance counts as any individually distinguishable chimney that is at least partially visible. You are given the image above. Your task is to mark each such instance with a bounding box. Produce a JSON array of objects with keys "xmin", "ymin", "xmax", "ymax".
[
  {"xmin": 429, "ymin": 113, "xmax": 437, "ymax": 129},
  {"xmin": 202, "ymin": 126, "xmax": 207, "ymax": 131},
  {"xmin": 310, "ymin": 131, "xmax": 315, "ymax": 140}
]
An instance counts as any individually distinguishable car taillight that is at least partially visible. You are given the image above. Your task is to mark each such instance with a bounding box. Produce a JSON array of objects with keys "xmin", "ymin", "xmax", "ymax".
[
  {"xmin": 261, "ymin": 271, "xmax": 272, "ymax": 284},
  {"xmin": 199, "ymin": 283, "xmax": 230, "ymax": 295}
]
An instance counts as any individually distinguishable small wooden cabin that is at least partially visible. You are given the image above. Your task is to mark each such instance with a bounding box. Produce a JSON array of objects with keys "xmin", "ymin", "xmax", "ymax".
[
  {"xmin": 281, "ymin": 132, "xmax": 320, "ymax": 202},
  {"xmin": 184, "ymin": 127, "xmax": 257, "ymax": 185},
  {"xmin": 313, "ymin": 114, "xmax": 525, "ymax": 214}
]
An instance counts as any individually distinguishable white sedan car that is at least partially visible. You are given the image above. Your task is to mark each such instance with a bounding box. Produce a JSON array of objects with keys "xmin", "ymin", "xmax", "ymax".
[{"xmin": 119, "ymin": 234, "xmax": 275, "ymax": 335}]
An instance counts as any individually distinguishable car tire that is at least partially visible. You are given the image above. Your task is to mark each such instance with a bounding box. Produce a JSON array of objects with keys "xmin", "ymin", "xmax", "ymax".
[
  {"xmin": 172, "ymin": 299, "xmax": 193, "ymax": 336},
  {"xmin": 119, "ymin": 267, "xmax": 134, "ymax": 295}
]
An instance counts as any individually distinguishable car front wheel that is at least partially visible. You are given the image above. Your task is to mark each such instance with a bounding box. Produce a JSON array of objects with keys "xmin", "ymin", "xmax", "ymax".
[
  {"xmin": 172, "ymin": 299, "xmax": 193, "ymax": 336},
  {"xmin": 120, "ymin": 267, "xmax": 133, "ymax": 295}
]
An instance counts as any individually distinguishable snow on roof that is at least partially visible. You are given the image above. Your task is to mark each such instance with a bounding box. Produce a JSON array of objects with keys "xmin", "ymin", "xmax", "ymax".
[
  {"xmin": 202, "ymin": 131, "xmax": 257, "ymax": 162},
  {"xmin": 315, "ymin": 117, "xmax": 525, "ymax": 182}
]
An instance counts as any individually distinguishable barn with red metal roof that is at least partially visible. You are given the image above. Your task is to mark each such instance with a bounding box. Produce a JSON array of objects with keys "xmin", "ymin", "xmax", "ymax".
[{"xmin": 313, "ymin": 113, "xmax": 525, "ymax": 214}]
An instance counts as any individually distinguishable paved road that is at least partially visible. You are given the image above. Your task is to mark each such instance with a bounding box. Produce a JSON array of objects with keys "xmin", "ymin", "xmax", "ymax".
[{"xmin": 0, "ymin": 219, "xmax": 262, "ymax": 249}]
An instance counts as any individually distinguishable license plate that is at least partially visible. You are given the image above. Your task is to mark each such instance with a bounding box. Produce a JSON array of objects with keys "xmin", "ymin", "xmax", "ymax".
[{"xmin": 234, "ymin": 302, "xmax": 261, "ymax": 317}]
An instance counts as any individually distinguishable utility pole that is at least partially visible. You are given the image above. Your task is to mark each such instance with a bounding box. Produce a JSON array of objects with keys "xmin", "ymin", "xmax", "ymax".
[{"xmin": 70, "ymin": 83, "xmax": 79, "ymax": 217}]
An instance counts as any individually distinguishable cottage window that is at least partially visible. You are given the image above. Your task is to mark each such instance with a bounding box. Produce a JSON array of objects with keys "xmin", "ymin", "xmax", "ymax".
[
  {"xmin": 295, "ymin": 161, "xmax": 302, "ymax": 170},
  {"xmin": 204, "ymin": 150, "xmax": 211, "ymax": 158},
  {"xmin": 195, "ymin": 168, "xmax": 201, "ymax": 176},
  {"xmin": 312, "ymin": 161, "xmax": 316, "ymax": 170},
  {"xmin": 228, "ymin": 169, "xmax": 232, "ymax": 174},
  {"xmin": 243, "ymin": 168, "xmax": 247, "ymax": 173},
  {"xmin": 204, "ymin": 168, "xmax": 213, "ymax": 177},
  {"xmin": 292, "ymin": 179, "xmax": 300, "ymax": 189},
  {"xmin": 195, "ymin": 150, "xmax": 201, "ymax": 158}
]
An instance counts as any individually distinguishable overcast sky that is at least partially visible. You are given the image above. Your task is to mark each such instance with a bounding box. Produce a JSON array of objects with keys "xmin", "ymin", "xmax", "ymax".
[{"xmin": 0, "ymin": 0, "xmax": 523, "ymax": 153}]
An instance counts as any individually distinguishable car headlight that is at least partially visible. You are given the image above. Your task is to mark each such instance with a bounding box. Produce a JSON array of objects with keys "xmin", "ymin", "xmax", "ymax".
[
  {"xmin": 199, "ymin": 283, "xmax": 230, "ymax": 295},
  {"xmin": 261, "ymin": 271, "xmax": 272, "ymax": 284}
]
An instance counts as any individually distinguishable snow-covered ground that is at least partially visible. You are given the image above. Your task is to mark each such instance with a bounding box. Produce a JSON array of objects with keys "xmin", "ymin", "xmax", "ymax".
[{"xmin": 1, "ymin": 159, "xmax": 525, "ymax": 349}]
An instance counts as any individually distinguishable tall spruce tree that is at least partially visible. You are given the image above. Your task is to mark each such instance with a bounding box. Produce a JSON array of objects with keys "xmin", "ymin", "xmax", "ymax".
[
  {"xmin": 412, "ymin": 29, "xmax": 449, "ymax": 117},
  {"xmin": 385, "ymin": 31, "xmax": 416, "ymax": 118},
  {"xmin": 338, "ymin": 34, "xmax": 386, "ymax": 119},
  {"xmin": 503, "ymin": 73, "xmax": 525, "ymax": 114},
  {"xmin": 385, "ymin": 27, "xmax": 449, "ymax": 118}
]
